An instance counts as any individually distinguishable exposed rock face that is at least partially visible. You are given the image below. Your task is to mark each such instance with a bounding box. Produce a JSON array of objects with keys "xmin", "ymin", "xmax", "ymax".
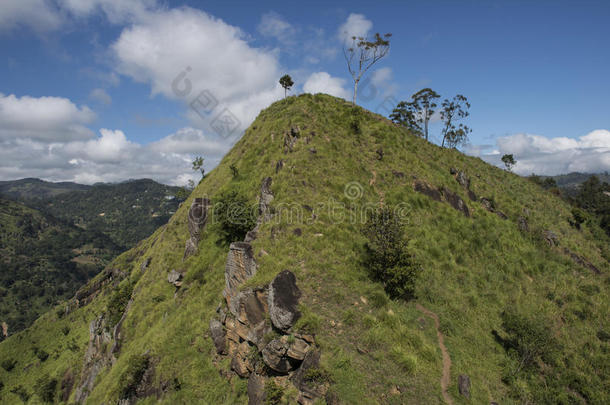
[
  {"xmin": 262, "ymin": 337, "xmax": 293, "ymax": 373},
  {"xmin": 224, "ymin": 242, "xmax": 258, "ymax": 309},
  {"xmin": 140, "ymin": 257, "xmax": 151, "ymax": 272},
  {"xmin": 480, "ymin": 197, "xmax": 495, "ymax": 213},
  {"xmin": 441, "ymin": 187, "xmax": 470, "ymax": 217},
  {"xmin": 467, "ymin": 189, "xmax": 477, "ymax": 202},
  {"xmin": 413, "ymin": 180, "xmax": 442, "ymax": 201},
  {"xmin": 458, "ymin": 374, "xmax": 471, "ymax": 398},
  {"xmin": 563, "ymin": 248, "xmax": 601, "ymax": 274},
  {"xmin": 183, "ymin": 197, "xmax": 210, "ymax": 260},
  {"xmin": 496, "ymin": 211, "xmax": 508, "ymax": 220},
  {"xmin": 74, "ymin": 315, "xmax": 113, "ymax": 403},
  {"xmin": 456, "ymin": 171, "xmax": 470, "ymax": 189},
  {"xmin": 210, "ymin": 319, "xmax": 226, "ymax": 354},
  {"xmin": 245, "ymin": 177, "xmax": 274, "ymax": 243},
  {"xmin": 284, "ymin": 127, "xmax": 300, "ymax": 152},
  {"xmin": 392, "ymin": 170, "xmax": 405, "ymax": 178},
  {"xmin": 247, "ymin": 373, "xmax": 265, "ymax": 405},
  {"xmin": 268, "ymin": 270, "xmax": 302, "ymax": 331},
  {"xmin": 275, "ymin": 159, "xmax": 284, "ymax": 173},
  {"xmin": 291, "ymin": 350, "xmax": 329, "ymax": 405},
  {"xmin": 74, "ymin": 267, "xmax": 127, "ymax": 308}
]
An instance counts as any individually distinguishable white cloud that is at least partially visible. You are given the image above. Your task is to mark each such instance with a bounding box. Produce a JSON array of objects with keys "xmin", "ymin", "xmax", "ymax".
[
  {"xmin": 58, "ymin": 0, "xmax": 157, "ymax": 24},
  {"xmin": 257, "ymin": 12, "xmax": 295, "ymax": 43},
  {"xmin": 111, "ymin": 7, "xmax": 284, "ymax": 130},
  {"xmin": 89, "ymin": 88, "xmax": 112, "ymax": 105},
  {"xmin": 303, "ymin": 72, "xmax": 350, "ymax": 99},
  {"xmin": 0, "ymin": 126, "xmax": 229, "ymax": 186},
  {"xmin": 338, "ymin": 13, "xmax": 372, "ymax": 42},
  {"xmin": 473, "ymin": 130, "xmax": 610, "ymax": 175},
  {"xmin": 0, "ymin": 93, "xmax": 95, "ymax": 142},
  {"xmin": 0, "ymin": 0, "xmax": 63, "ymax": 33}
]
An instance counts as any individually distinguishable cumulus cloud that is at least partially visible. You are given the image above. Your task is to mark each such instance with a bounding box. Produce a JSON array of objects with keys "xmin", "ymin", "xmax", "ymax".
[
  {"xmin": 303, "ymin": 72, "xmax": 350, "ymax": 99},
  {"xmin": 111, "ymin": 7, "xmax": 284, "ymax": 131},
  {"xmin": 0, "ymin": 126, "xmax": 228, "ymax": 186},
  {"xmin": 89, "ymin": 88, "xmax": 112, "ymax": 105},
  {"xmin": 58, "ymin": 0, "xmax": 157, "ymax": 24},
  {"xmin": 471, "ymin": 130, "xmax": 610, "ymax": 175},
  {"xmin": 0, "ymin": 93, "xmax": 95, "ymax": 142},
  {"xmin": 338, "ymin": 13, "xmax": 372, "ymax": 42}
]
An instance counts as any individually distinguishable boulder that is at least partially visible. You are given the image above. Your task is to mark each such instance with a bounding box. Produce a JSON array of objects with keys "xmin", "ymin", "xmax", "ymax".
[
  {"xmin": 291, "ymin": 350, "xmax": 326, "ymax": 404},
  {"xmin": 496, "ymin": 211, "xmax": 508, "ymax": 220},
  {"xmin": 261, "ymin": 338, "xmax": 292, "ymax": 374},
  {"xmin": 286, "ymin": 337, "xmax": 310, "ymax": 361},
  {"xmin": 231, "ymin": 341, "xmax": 254, "ymax": 378},
  {"xmin": 167, "ymin": 270, "xmax": 183, "ymax": 287},
  {"xmin": 413, "ymin": 180, "xmax": 442, "ymax": 201},
  {"xmin": 442, "ymin": 187, "xmax": 470, "ymax": 217},
  {"xmin": 224, "ymin": 242, "xmax": 258, "ymax": 309},
  {"xmin": 247, "ymin": 373, "xmax": 265, "ymax": 405},
  {"xmin": 480, "ymin": 197, "xmax": 495, "ymax": 212},
  {"xmin": 458, "ymin": 374, "xmax": 471, "ymax": 398},
  {"xmin": 450, "ymin": 167, "xmax": 458, "ymax": 175},
  {"xmin": 268, "ymin": 270, "xmax": 301, "ymax": 331},
  {"xmin": 210, "ymin": 319, "xmax": 226, "ymax": 354},
  {"xmin": 467, "ymin": 190, "xmax": 477, "ymax": 202},
  {"xmin": 140, "ymin": 257, "xmax": 151, "ymax": 272}
]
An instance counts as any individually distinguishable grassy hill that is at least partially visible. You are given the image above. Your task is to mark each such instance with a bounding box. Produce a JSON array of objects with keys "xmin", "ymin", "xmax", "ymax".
[
  {"xmin": 0, "ymin": 94, "xmax": 607, "ymax": 404},
  {"xmin": 0, "ymin": 198, "xmax": 121, "ymax": 334}
]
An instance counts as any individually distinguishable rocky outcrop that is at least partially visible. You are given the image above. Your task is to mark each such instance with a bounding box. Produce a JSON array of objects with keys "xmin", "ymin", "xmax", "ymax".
[
  {"xmin": 543, "ymin": 230, "xmax": 559, "ymax": 247},
  {"xmin": 74, "ymin": 315, "xmax": 113, "ymax": 403},
  {"xmin": 247, "ymin": 373, "xmax": 265, "ymax": 405},
  {"xmin": 518, "ymin": 216, "xmax": 529, "ymax": 232},
  {"xmin": 284, "ymin": 127, "xmax": 300, "ymax": 152},
  {"xmin": 140, "ymin": 257, "xmax": 151, "ymax": 272},
  {"xmin": 441, "ymin": 187, "xmax": 470, "ymax": 217},
  {"xmin": 268, "ymin": 270, "xmax": 302, "ymax": 331},
  {"xmin": 458, "ymin": 374, "xmax": 471, "ymax": 398},
  {"xmin": 480, "ymin": 197, "xmax": 507, "ymax": 219},
  {"xmin": 291, "ymin": 349, "xmax": 329, "ymax": 405},
  {"xmin": 245, "ymin": 177, "xmax": 274, "ymax": 243},
  {"xmin": 456, "ymin": 171, "xmax": 470, "ymax": 189},
  {"xmin": 413, "ymin": 180, "xmax": 442, "ymax": 201},
  {"xmin": 563, "ymin": 248, "xmax": 601, "ymax": 274},
  {"xmin": 183, "ymin": 197, "xmax": 210, "ymax": 260},
  {"xmin": 73, "ymin": 267, "xmax": 127, "ymax": 308},
  {"xmin": 224, "ymin": 242, "xmax": 258, "ymax": 310}
]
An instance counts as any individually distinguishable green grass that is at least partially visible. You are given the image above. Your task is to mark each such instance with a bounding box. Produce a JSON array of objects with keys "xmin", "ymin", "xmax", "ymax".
[{"xmin": 0, "ymin": 94, "xmax": 607, "ymax": 404}]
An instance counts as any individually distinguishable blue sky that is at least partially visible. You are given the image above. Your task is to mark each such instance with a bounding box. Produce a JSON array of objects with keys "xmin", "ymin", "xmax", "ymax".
[{"xmin": 1, "ymin": 0, "xmax": 609, "ymax": 184}]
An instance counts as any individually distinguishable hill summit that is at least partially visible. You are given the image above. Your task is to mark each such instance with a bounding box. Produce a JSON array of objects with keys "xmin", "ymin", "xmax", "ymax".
[{"xmin": 0, "ymin": 94, "xmax": 607, "ymax": 404}]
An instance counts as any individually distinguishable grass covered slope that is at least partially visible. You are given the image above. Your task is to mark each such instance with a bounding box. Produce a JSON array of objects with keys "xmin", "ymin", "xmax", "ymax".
[{"xmin": 0, "ymin": 94, "xmax": 607, "ymax": 404}]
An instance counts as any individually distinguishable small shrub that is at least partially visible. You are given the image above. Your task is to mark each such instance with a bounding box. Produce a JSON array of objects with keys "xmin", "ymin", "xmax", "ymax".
[
  {"xmin": 264, "ymin": 380, "xmax": 284, "ymax": 405},
  {"xmin": 214, "ymin": 190, "xmax": 257, "ymax": 243},
  {"xmin": 10, "ymin": 385, "xmax": 30, "ymax": 402},
  {"xmin": 368, "ymin": 290, "xmax": 389, "ymax": 308},
  {"xmin": 117, "ymin": 354, "xmax": 149, "ymax": 400},
  {"xmin": 1, "ymin": 358, "xmax": 16, "ymax": 371},
  {"xmin": 229, "ymin": 164, "xmax": 239, "ymax": 178},
  {"xmin": 62, "ymin": 325, "xmax": 70, "ymax": 336},
  {"xmin": 34, "ymin": 374, "xmax": 57, "ymax": 403},
  {"xmin": 33, "ymin": 347, "xmax": 49, "ymax": 362},
  {"xmin": 107, "ymin": 281, "xmax": 133, "ymax": 328},
  {"xmin": 362, "ymin": 208, "xmax": 421, "ymax": 299},
  {"xmin": 570, "ymin": 207, "xmax": 587, "ymax": 229},
  {"xmin": 303, "ymin": 367, "xmax": 331, "ymax": 384}
]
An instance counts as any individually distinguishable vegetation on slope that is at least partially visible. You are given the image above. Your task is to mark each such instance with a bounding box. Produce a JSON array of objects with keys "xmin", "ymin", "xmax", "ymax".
[
  {"xmin": 0, "ymin": 178, "xmax": 89, "ymax": 200},
  {"xmin": 0, "ymin": 94, "xmax": 607, "ymax": 404},
  {"xmin": 0, "ymin": 198, "xmax": 121, "ymax": 334}
]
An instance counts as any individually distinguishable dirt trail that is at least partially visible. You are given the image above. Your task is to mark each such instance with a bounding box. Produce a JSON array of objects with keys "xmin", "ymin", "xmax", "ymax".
[{"xmin": 416, "ymin": 303, "xmax": 453, "ymax": 405}]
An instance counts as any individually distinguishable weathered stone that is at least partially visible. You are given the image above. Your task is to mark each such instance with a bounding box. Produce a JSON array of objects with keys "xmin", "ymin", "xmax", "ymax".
[
  {"xmin": 245, "ymin": 178, "xmax": 274, "ymax": 243},
  {"xmin": 167, "ymin": 270, "xmax": 183, "ymax": 286},
  {"xmin": 450, "ymin": 167, "xmax": 458, "ymax": 175},
  {"xmin": 291, "ymin": 350, "xmax": 326, "ymax": 404},
  {"xmin": 247, "ymin": 373, "xmax": 265, "ymax": 405},
  {"xmin": 275, "ymin": 159, "xmax": 284, "ymax": 173},
  {"xmin": 287, "ymin": 337, "xmax": 310, "ymax": 361},
  {"xmin": 284, "ymin": 127, "xmax": 299, "ymax": 152},
  {"xmin": 413, "ymin": 180, "xmax": 442, "ymax": 201},
  {"xmin": 442, "ymin": 187, "xmax": 470, "ymax": 217},
  {"xmin": 392, "ymin": 170, "xmax": 405, "ymax": 178},
  {"xmin": 496, "ymin": 211, "xmax": 508, "ymax": 220},
  {"xmin": 467, "ymin": 190, "xmax": 477, "ymax": 202},
  {"xmin": 210, "ymin": 319, "xmax": 226, "ymax": 354},
  {"xmin": 480, "ymin": 197, "xmax": 495, "ymax": 212},
  {"xmin": 543, "ymin": 230, "xmax": 559, "ymax": 247},
  {"xmin": 184, "ymin": 197, "xmax": 211, "ymax": 260},
  {"xmin": 456, "ymin": 171, "xmax": 470, "ymax": 189},
  {"xmin": 458, "ymin": 374, "xmax": 471, "ymax": 399},
  {"xmin": 262, "ymin": 338, "xmax": 292, "ymax": 374},
  {"xmin": 268, "ymin": 270, "xmax": 301, "ymax": 331},
  {"xmin": 231, "ymin": 341, "xmax": 254, "ymax": 378},
  {"xmin": 293, "ymin": 228, "xmax": 302, "ymax": 236},
  {"xmin": 563, "ymin": 248, "xmax": 601, "ymax": 274},
  {"xmin": 309, "ymin": 148, "xmax": 317, "ymax": 154},
  {"xmin": 224, "ymin": 242, "xmax": 257, "ymax": 310},
  {"xmin": 518, "ymin": 216, "xmax": 529, "ymax": 232}
]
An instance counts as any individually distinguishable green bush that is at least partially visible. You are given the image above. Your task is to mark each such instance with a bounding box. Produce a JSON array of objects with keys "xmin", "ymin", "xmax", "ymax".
[
  {"xmin": 362, "ymin": 208, "xmax": 421, "ymax": 299},
  {"xmin": 117, "ymin": 354, "xmax": 149, "ymax": 400},
  {"xmin": 1, "ymin": 358, "xmax": 16, "ymax": 371},
  {"xmin": 214, "ymin": 190, "xmax": 257, "ymax": 243},
  {"xmin": 34, "ymin": 374, "xmax": 57, "ymax": 403},
  {"xmin": 107, "ymin": 281, "xmax": 133, "ymax": 328},
  {"xmin": 264, "ymin": 380, "xmax": 284, "ymax": 405},
  {"xmin": 10, "ymin": 385, "xmax": 30, "ymax": 402},
  {"xmin": 33, "ymin": 347, "xmax": 49, "ymax": 362}
]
